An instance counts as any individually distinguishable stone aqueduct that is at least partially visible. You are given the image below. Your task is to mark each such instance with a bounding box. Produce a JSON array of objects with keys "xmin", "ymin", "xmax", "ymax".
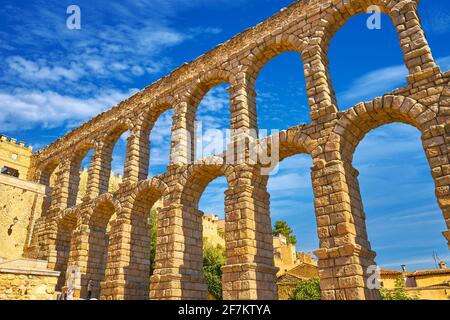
[{"xmin": 23, "ymin": 0, "xmax": 449, "ymax": 300}]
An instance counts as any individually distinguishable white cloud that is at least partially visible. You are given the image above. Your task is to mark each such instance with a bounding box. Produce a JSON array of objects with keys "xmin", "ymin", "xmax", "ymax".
[
  {"xmin": 379, "ymin": 254, "xmax": 450, "ymax": 270},
  {"xmin": 189, "ymin": 27, "xmax": 222, "ymax": 35},
  {"xmin": 340, "ymin": 55, "xmax": 450, "ymax": 107},
  {"xmin": 6, "ymin": 56, "xmax": 84, "ymax": 82},
  {"xmin": 437, "ymin": 56, "xmax": 450, "ymax": 71},
  {"xmin": 278, "ymin": 154, "xmax": 312, "ymax": 169},
  {"xmin": 198, "ymin": 176, "xmax": 228, "ymax": 216},
  {"xmin": 2, "ymin": 25, "xmax": 183, "ymax": 90},
  {"xmin": 0, "ymin": 88, "xmax": 138, "ymax": 132},
  {"xmin": 149, "ymin": 110, "xmax": 174, "ymax": 167},
  {"xmin": 198, "ymin": 86, "xmax": 229, "ymax": 114},
  {"xmin": 85, "ymin": 59, "xmax": 106, "ymax": 75},
  {"xmin": 150, "ymin": 111, "xmax": 173, "ymax": 144},
  {"xmin": 0, "ymin": 1, "xmax": 228, "ymax": 96},
  {"xmin": 268, "ymin": 172, "xmax": 311, "ymax": 192},
  {"xmin": 195, "ymin": 85, "xmax": 231, "ymax": 157},
  {"xmin": 340, "ymin": 65, "xmax": 408, "ymax": 106},
  {"xmin": 353, "ymin": 123, "xmax": 423, "ymax": 163}
]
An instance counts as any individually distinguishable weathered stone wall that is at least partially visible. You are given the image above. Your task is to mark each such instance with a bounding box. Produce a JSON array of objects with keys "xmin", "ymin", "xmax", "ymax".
[
  {"xmin": 273, "ymin": 235, "xmax": 298, "ymax": 273},
  {"xmin": 0, "ymin": 273, "xmax": 58, "ymax": 300},
  {"xmin": 202, "ymin": 214, "xmax": 225, "ymax": 247},
  {"xmin": 18, "ymin": 0, "xmax": 450, "ymax": 300},
  {"xmin": 0, "ymin": 174, "xmax": 48, "ymax": 260},
  {"xmin": 0, "ymin": 258, "xmax": 60, "ymax": 300}
]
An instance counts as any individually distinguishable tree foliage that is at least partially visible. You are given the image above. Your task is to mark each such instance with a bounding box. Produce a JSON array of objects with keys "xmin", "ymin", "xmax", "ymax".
[
  {"xmin": 203, "ymin": 240, "xmax": 226, "ymax": 300},
  {"xmin": 273, "ymin": 220, "xmax": 297, "ymax": 245},
  {"xmin": 289, "ymin": 278, "xmax": 321, "ymax": 300},
  {"xmin": 149, "ymin": 209, "xmax": 158, "ymax": 276},
  {"xmin": 380, "ymin": 276, "xmax": 419, "ymax": 300}
]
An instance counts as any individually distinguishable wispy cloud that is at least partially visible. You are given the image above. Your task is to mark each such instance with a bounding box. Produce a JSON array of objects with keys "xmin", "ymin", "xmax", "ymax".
[
  {"xmin": 6, "ymin": 56, "xmax": 84, "ymax": 82},
  {"xmin": 339, "ymin": 55, "xmax": 450, "ymax": 107},
  {"xmin": 0, "ymin": 0, "xmax": 230, "ymax": 137},
  {"xmin": 1, "ymin": 26, "xmax": 185, "ymax": 93},
  {"xmin": 379, "ymin": 254, "xmax": 450, "ymax": 270},
  {"xmin": 149, "ymin": 110, "xmax": 173, "ymax": 172},
  {"xmin": 339, "ymin": 65, "xmax": 408, "ymax": 107},
  {"xmin": 437, "ymin": 55, "xmax": 450, "ymax": 71},
  {"xmin": 0, "ymin": 88, "xmax": 138, "ymax": 132},
  {"xmin": 0, "ymin": 0, "xmax": 226, "ymax": 98},
  {"xmin": 198, "ymin": 176, "xmax": 228, "ymax": 216},
  {"xmin": 268, "ymin": 172, "xmax": 311, "ymax": 192},
  {"xmin": 353, "ymin": 123, "xmax": 424, "ymax": 163},
  {"xmin": 195, "ymin": 85, "xmax": 231, "ymax": 157}
]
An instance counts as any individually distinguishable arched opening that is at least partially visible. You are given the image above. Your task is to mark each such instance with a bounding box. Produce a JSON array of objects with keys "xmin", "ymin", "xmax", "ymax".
[
  {"xmin": 54, "ymin": 211, "xmax": 77, "ymax": 291},
  {"xmin": 84, "ymin": 200, "xmax": 116, "ymax": 299},
  {"xmin": 177, "ymin": 165, "xmax": 228, "ymax": 299},
  {"xmin": 148, "ymin": 109, "xmax": 173, "ymax": 177},
  {"xmin": 38, "ymin": 160, "xmax": 59, "ymax": 187},
  {"xmin": 68, "ymin": 145, "xmax": 94, "ymax": 207},
  {"xmin": 256, "ymin": 52, "xmax": 310, "ymax": 135},
  {"xmin": 76, "ymin": 149, "xmax": 94, "ymax": 204},
  {"xmin": 126, "ymin": 183, "xmax": 163, "ymax": 299},
  {"xmin": 266, "ymin": 150, "xmax": 319, "ymax": 300},
  {"xmin": 198, "ymin": 176, "xmax": 227, "ymax": 300},
  {"xmin": 328, "ymin": 13, "xmax": 407, "ymax": 109},
  {"xmin": 195, "ymin": 83, "xmax": 231, "ymax": 160},
  {"xmin": 354, "ymin": 123, "xmax": 449, "ymax": 275},
  {"xmin": 90, "ymin": 123, "xmax": 130, "ymax": 198},
  {"xmin": 329, "ymin": 95, "xmax": 448, "ymax": 298},
  {"xmin": 109, "ymin": 131, "xmax": 127, "ymax": 192},
  {"xmin": 38, "ymin": 160, "xmax": 59, "ymax": 215}
]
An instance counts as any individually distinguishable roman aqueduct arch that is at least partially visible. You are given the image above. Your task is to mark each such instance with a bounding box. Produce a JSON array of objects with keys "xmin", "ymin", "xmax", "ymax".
[{"xmin": 24, "ymin": 0, "xmax": 449, "ymax": 300}]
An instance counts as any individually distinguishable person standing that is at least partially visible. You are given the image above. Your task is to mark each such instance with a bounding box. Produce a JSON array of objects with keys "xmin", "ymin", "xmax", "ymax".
[
  {"xmin": 87, "ymin": 280, "xmax": 94, "ymax": 300},
  {"xmin": 66, "ymin": 287, "xmax": 74, "ymax": 300}
]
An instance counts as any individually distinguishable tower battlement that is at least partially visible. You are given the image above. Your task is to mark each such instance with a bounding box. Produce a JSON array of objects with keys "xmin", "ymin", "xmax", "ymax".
[
  {"xmin": 0, "ymin": 134, "xmax": 33, "ymax": 152},
  {"xmin": 0, "ymin": 134, "xmax": 33, "ymax": 179}
]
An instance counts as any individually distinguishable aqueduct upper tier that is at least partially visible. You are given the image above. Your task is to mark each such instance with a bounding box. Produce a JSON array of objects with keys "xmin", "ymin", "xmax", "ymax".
[{"xmin": 24, "ymin": 0, "xmax": 449, "ymax": 300}]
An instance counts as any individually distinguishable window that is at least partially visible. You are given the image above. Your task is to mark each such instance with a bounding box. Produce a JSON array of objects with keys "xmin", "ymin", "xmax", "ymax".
[
  {"xmin": 10, "ymin": 153, "xmax": 18, "ymax": 161},
  {"xmin": 1, "ymin": 166, "xmax": 19, "ymax": 178},
  {"xmin": 405, "ymin": 277, "xmax": 417, "ymax": 288}
]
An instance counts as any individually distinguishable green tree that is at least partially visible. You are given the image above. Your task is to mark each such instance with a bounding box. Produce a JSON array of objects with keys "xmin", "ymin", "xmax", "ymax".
[
  {"xmin": 203, "ymin": 240, "xmax": 226, "ymax": 300},
  {"xmin": 289, "ymin": 278, "xmax": 321, "ymax": 300},
  {"xmin": 149, "ymin": 209, "xmax": 158, "ymax": 276},
  {"xmin": 273, "ymin": 220, "xmax": 297, "ymax": 245},
  {"xmin": 380, "ymin": 275, "xmax": 419, "ymax": 300}
]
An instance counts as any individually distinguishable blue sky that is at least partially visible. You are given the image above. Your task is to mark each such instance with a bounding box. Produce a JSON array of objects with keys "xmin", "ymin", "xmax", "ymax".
[{"xmin": 0, "ymin": 0, "xmax": 449, "ymax": 271}]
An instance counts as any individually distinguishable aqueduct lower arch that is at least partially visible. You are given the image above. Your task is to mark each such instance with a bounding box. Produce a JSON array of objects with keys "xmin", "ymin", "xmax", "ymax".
[{"xmin": 24, "ymin": 0, "xmax": 449, "ymax": 300}]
